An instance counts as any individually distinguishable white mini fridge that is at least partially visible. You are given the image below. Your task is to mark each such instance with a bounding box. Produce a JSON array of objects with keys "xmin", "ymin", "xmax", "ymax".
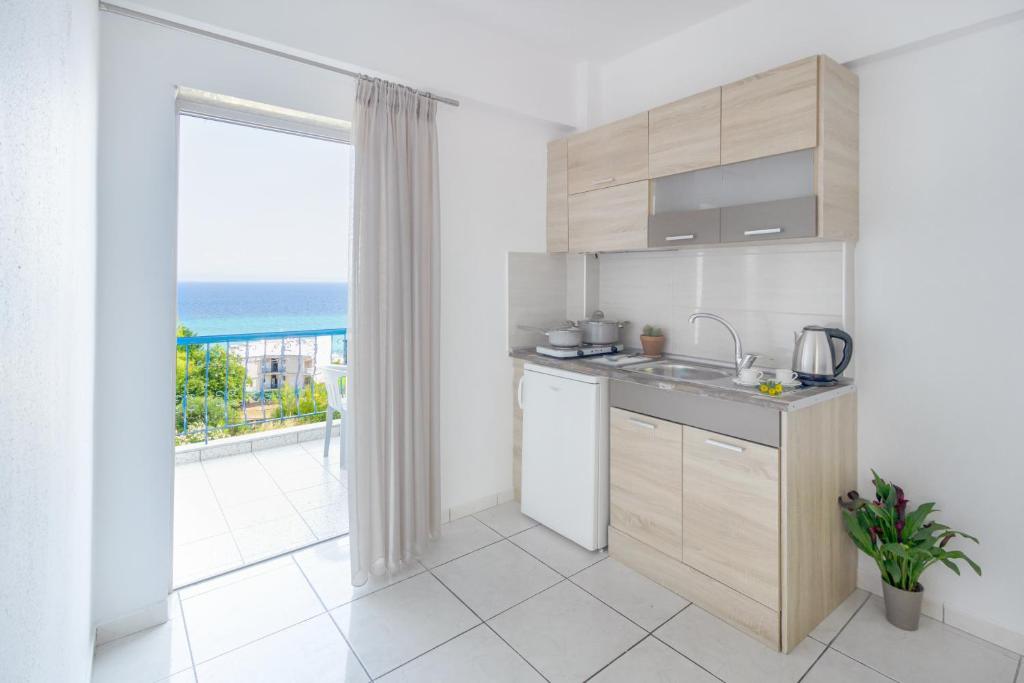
[{"xmin": 518, "ymin": 363, "xmax": 609, "ymax": 551}]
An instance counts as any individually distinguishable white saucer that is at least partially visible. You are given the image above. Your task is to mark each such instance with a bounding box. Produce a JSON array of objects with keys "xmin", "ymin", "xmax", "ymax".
[{"xmin": 731, "ymin": 377, "xmax": 762, "ymax": 387}]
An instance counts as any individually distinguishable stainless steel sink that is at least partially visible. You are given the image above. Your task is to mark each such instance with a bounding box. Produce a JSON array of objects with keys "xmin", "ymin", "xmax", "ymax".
[{"xmin": 623, "ymin": 361, "xmax": 732, "ymax": 382}]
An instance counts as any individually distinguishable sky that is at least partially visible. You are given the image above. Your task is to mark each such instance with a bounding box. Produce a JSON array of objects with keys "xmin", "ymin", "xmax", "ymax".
[{"xmin": 177, "ymin": 115, "xmax": 352, "ymax": 282}]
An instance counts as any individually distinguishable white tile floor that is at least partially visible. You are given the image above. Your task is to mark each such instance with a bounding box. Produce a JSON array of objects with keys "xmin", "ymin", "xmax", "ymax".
[
  {"xmin": 173, "ymin": 439, "xmax": 348, "ymax": 586},
  {"xmin": 97, "ymin": 501, "xmax": 1023, "ymax": 683}
]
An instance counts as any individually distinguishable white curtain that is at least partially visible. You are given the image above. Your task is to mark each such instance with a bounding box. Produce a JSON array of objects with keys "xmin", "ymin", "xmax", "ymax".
[{"xmin": 347, "ymin": 77, "xmax": 441, "ymax": 585}]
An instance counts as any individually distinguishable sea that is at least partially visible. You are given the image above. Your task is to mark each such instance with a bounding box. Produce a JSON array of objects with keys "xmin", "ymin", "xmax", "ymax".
[{"xmin": 177, "ymin": 282, "xmax": 348, "ymax": 337}]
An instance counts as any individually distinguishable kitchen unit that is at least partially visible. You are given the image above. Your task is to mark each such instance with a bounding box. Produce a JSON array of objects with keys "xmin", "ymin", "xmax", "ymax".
[
  {"xmin": 513, "ymin": 51, "xmax": 861, "ymax": 655},
  {"xmin": 546, "ymin": 54, "xmax": 858, "ymax": 254},
  {"xmin": 509, "ymin": 351, "xmax": 857, "ymax": 653}
]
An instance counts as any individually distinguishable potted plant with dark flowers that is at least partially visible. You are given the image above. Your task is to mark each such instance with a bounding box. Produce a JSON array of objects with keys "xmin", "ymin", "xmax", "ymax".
[{"xmin": 838, "ymin": 470, "xmax": 981, "ymax": 631}]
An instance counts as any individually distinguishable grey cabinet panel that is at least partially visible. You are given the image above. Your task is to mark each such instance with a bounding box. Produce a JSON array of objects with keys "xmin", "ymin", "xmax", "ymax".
[
  {"xmin": 648, "ymin": 208, "xmax": 721, "ymax": 248},
  {"xmin": 721, "ymin": 196, "xmax": 817, "ymax": 243},
  {"xmin": 610, "ymin": 379, "xmax": 780, "ymax": 447}
]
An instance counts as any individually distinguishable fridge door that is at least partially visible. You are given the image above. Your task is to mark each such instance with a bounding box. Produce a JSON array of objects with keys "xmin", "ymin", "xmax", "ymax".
[{"xmin": 520, "ymin": 366, "xmax": 608, "ymax": 550}]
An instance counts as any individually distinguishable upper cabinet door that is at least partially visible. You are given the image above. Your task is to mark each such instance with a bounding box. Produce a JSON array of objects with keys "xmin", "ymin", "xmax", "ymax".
[
  {"xmin": 568, "ymin": 181, "xmax": 648, "ymax": 253},
  {"xmin": 546, "ymin": 139, "xmax": 569, "ymax": 253},
  {"xmin": 567, "ymin": 112, "xmax": 648, "ymax": 195},
  {"xmin": 649, "ymin": 87, "xmax": 721, "ymax": 178},
  {"xmin": 721, "ymin": 56, "xmax": 818, "ymax": 165}
]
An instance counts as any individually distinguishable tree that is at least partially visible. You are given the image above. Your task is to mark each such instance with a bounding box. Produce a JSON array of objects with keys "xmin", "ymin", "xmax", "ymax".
[{"xmin": 176, "ymin": 324, "xmax": 249, "ymax": 441}]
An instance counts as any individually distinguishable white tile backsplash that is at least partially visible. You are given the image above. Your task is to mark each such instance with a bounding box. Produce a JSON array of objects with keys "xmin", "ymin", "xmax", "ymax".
[
  {"xmin": 507, "ymin": 252, "xmax": 568, "ymax": 349},
  {"xmin": 597, "ymin": 242, "xmax": 850, "ymax": 368}
]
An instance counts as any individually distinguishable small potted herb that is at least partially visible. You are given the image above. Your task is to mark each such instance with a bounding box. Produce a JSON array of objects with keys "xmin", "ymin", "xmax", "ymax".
[
  {"xmin": 640, "ymin": 325, "xmax": 665, "ymax": 357},
  {"xmin": 838, "ymin": 470, "xmax": 981, "ymax": 630}
]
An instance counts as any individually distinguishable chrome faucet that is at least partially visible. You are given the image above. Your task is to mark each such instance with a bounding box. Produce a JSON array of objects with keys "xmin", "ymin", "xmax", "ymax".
[{"xmin": 688, "ymin": 312, "xmax": 757, "ymax": 375}]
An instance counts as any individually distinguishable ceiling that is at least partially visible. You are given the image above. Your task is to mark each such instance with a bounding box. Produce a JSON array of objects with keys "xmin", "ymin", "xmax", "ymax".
[{"xmin": 416, "ymin": 0, "xmax": 753, "ymax": 62}]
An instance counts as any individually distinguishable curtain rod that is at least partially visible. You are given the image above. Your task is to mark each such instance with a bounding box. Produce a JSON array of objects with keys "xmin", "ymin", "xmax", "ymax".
[{"xmin": 98, "ymin": 1, "xmax": 461, "ymax": 107}]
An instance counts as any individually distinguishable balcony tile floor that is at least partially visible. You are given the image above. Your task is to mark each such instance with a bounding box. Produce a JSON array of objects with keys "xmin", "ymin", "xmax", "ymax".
[
  {"xmin": 97, "ymin": 502, "xmax": 1024, "ymax": 682},
  {"xmin": 173, "ymin": 439, "xmax": 348, "ymax": 587}
]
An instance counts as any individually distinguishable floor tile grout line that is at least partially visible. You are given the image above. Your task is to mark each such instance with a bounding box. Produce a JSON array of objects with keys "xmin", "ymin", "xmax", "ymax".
[
  {"xmin": 812, "ymin": 591, "xmax": 870, "ymax": 648},
  {"xmin": 796, "ymin": 641, "xmax": 831, "ymax": 683},
  {"xmin": 428, "ymin": 568, "xmax": 551, "ymax": 683},
  {"xmin": 481, "ymin": 622, "xmax": 552, "ymax": 683},
  {"xmin": 176, "ymin": 531, "xmax": 349, "ymax": 597},
  {"xmin": 421, "ymin": 533, "xmax": 507, "ymax": 571},
  {"xmin": 567, "ymin": 572, "xmax": 662, "ymax": 634},
  {"xmin": 174, "ymin": 593, "xmax": 201, "ymax": 682},
  {"xmin": 183, "ymin": 461, "xmax": 246, "ymax": 583},
  {"xmin": 650, "ymin": 631, "xmax": 727, "ymax": 683},
  {"xmin": 292, "ymin": 554, "xmax": 373, "ymax": 682},
  {"xmin": 364, "ymin": 573, "xmax": 484, "ymax": 680},
  {"xmin": 250, "ymin": 446, "xmax": 323, "ymax": 539},
  {"xmin": 503, "ymin": 530, "xmax": 607, "ymax": 581},
  {"xmin": 824, "ymin": 594, "xmax": 916, "ymax": 681},
  {"xmin": 816, "ymin": 647, "xmax": 900, "ymax": 683},
  {"xmin": 470, "ymin": 508, "xmax": 538, "ymax": 539},
  {"xmin": 581, "ymin": 634, "xmax": 651, "ymax": 682},
  {"xmin": 187, "ymin": 611, "xmax": 328, "ymax": 671},
  {"xmin": 431, "ymin": 560, "xmax": 563, "ymax": 625}
]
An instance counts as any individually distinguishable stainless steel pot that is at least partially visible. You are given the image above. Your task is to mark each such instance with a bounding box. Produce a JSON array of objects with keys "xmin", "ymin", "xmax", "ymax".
[
  {"xmin": 575, "ymin": 310, "xmax": 629, "ymax": 345},
  {"xmin": 518, "ymin": 324, "xmax": 582, "ymax": 348}
]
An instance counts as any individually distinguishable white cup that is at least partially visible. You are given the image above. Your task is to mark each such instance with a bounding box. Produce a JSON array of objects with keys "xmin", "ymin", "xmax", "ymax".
[
  {"xmin": 774, "ymin": 368, "xmax": 798, "ymax": 383},
  {"xmin": 738, "ymin": 367, "xmax": 762, "ymax": 384}
]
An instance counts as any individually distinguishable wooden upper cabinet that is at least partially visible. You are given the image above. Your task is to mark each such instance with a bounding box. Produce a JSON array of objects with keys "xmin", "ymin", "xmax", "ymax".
[
  {"xmin": 567, "ymin": 112, "xmax": 648, "ymax": 195},
  {"xmin": 682, "ymin": 426, "xmax": 780, "ymax": 610},
  {"xmin": 610, "ymin": 408, "xmax": 683, "ymax": 560},
  {"xmin": 546, "ymin": 139, "xmax": 569, "ymax": 253},
  {"xmin": 721, "ymin": 56, "xmax": 818, "ymax": 165},
  {"xmin": 649, "ymin": 87, "xmax": 721, "ymax": 178},
  {"xmin": 568, "ymin": 181, "xmax": 648, "ymax": 253}
]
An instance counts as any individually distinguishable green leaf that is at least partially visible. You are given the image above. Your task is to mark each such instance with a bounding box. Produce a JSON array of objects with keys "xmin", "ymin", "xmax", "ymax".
[
  {"xmin": 940, "ymin": 558, "xmax": 961, "ymax": 575},
  {"xmin": 881, "ymin": 543, "xmax": 910, "ymax": 560}
]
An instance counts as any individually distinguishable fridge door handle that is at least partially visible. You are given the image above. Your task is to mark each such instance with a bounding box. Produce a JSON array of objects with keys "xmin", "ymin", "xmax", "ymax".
[{"xmin": 517, "ymin": 375, "xmax": 525, "ymax": 410}]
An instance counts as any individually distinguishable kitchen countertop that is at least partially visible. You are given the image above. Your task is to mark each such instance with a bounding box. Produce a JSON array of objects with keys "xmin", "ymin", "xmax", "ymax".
[{"xmin": 509, "ymin": 348, "xmax": 855, "ymax": 412}]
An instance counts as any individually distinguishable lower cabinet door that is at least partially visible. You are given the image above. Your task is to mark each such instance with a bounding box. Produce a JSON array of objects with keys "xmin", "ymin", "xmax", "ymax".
[
  {"xmin": 610, "ymin": 408, "xmax": 683, "ymax": 560},
  {"xmin": 682, "ymin": 426, "xmax": 779, "ymax": 609}
]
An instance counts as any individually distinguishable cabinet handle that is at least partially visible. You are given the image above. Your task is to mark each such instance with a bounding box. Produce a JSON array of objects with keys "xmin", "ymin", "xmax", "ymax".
[
  {"xmin": 743, "ymin": 227, "xmax": 783, "ymax": 236},
  {"xmin": 665, "ymin": 234, "xmax": 695, "ymax": 242},
  {"xmin": 592, "ymin": 177, "xmax": 616, "ymax": 185},
  {"xmin": 517, "ymin": 376, "xmax": 525, "ymax": 410},
  {"xmin": 628, "ymin": 418, "xmax": 656, "ymax": 430},
  {"xmin": 705, "ymin": 438, "xmax": 744, "ymax": 453}
]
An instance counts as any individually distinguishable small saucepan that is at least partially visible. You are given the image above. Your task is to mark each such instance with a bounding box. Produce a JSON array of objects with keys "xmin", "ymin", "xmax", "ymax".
[
  {"xmin": 574, "ymin": 310, "xmax": 629, "ymax": 345},
  {"xmin": 518, "ymin": 324, "xmax": 582, "ymax": 348}
]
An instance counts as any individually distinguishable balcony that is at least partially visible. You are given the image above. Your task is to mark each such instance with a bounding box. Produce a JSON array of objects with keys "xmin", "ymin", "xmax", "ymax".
[{"xmin": 173, "ymin": 328, "xmax": 348, "ymax": 586}]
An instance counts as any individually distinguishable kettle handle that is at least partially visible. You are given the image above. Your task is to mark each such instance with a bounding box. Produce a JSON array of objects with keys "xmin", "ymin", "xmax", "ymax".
[{"xmin": 826, "ymin": 328, "xmax": 853, "ymax": 377}]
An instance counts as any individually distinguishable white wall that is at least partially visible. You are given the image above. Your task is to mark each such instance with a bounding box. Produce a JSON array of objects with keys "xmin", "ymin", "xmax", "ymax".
[
  {"xmin": 0, "ymin": 1, "xmax": 98, "ymax": 680},
  {"xmin": 854, "ymin": 17, "xmax": 1024, "ymax": 643},
  {"xmin": 108, "ymin": 0, "xmax": 579, "ymax": 126},
  {"xmin": 95, "ymin": 11, "xmax": 563, "ymax": 629},
  {"xmin": 593, "ymin": 0, "xmax": 1024, "ymax": 124}
]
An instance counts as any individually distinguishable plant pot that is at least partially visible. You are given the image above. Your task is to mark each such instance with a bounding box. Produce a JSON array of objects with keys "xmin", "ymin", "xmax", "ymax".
[
  {"xmin": 882, "ymin": 581, "xmax": 923, "ymax": 631},
  {"xmin": 640, "ymin": 335, "xmax": 666, "ymax": 357}
]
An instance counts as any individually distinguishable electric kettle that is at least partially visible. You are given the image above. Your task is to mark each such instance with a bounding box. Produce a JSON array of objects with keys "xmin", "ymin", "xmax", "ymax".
[{"xmin": 792, "ymin": 326, "xmax": 853, "ymax": 385}]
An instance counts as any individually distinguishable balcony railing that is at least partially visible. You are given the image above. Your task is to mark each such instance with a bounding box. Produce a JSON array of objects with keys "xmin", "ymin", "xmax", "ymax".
[{"xmin": 176, "ymin": 328, "xmax": 347, "ymax": 444}]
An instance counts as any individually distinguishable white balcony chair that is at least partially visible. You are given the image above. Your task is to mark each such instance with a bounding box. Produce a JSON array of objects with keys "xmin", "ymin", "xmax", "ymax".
[{"xmin": 321, "ymin": 364, "xmax": 348, "ymax": 467}]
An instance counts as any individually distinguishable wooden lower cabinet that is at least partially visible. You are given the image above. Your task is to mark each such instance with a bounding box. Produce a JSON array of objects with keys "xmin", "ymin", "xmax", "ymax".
[
  {"xmin": 609, "ymin": 408, "xmax": 683, "ymax": 560},
  {"xmin": 607, "ymin": 394, "xmax": 858, "ymax": 652},
  {"xmin": 682, "ymin": 426, "xmax": 779, "ymax": 610}
]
